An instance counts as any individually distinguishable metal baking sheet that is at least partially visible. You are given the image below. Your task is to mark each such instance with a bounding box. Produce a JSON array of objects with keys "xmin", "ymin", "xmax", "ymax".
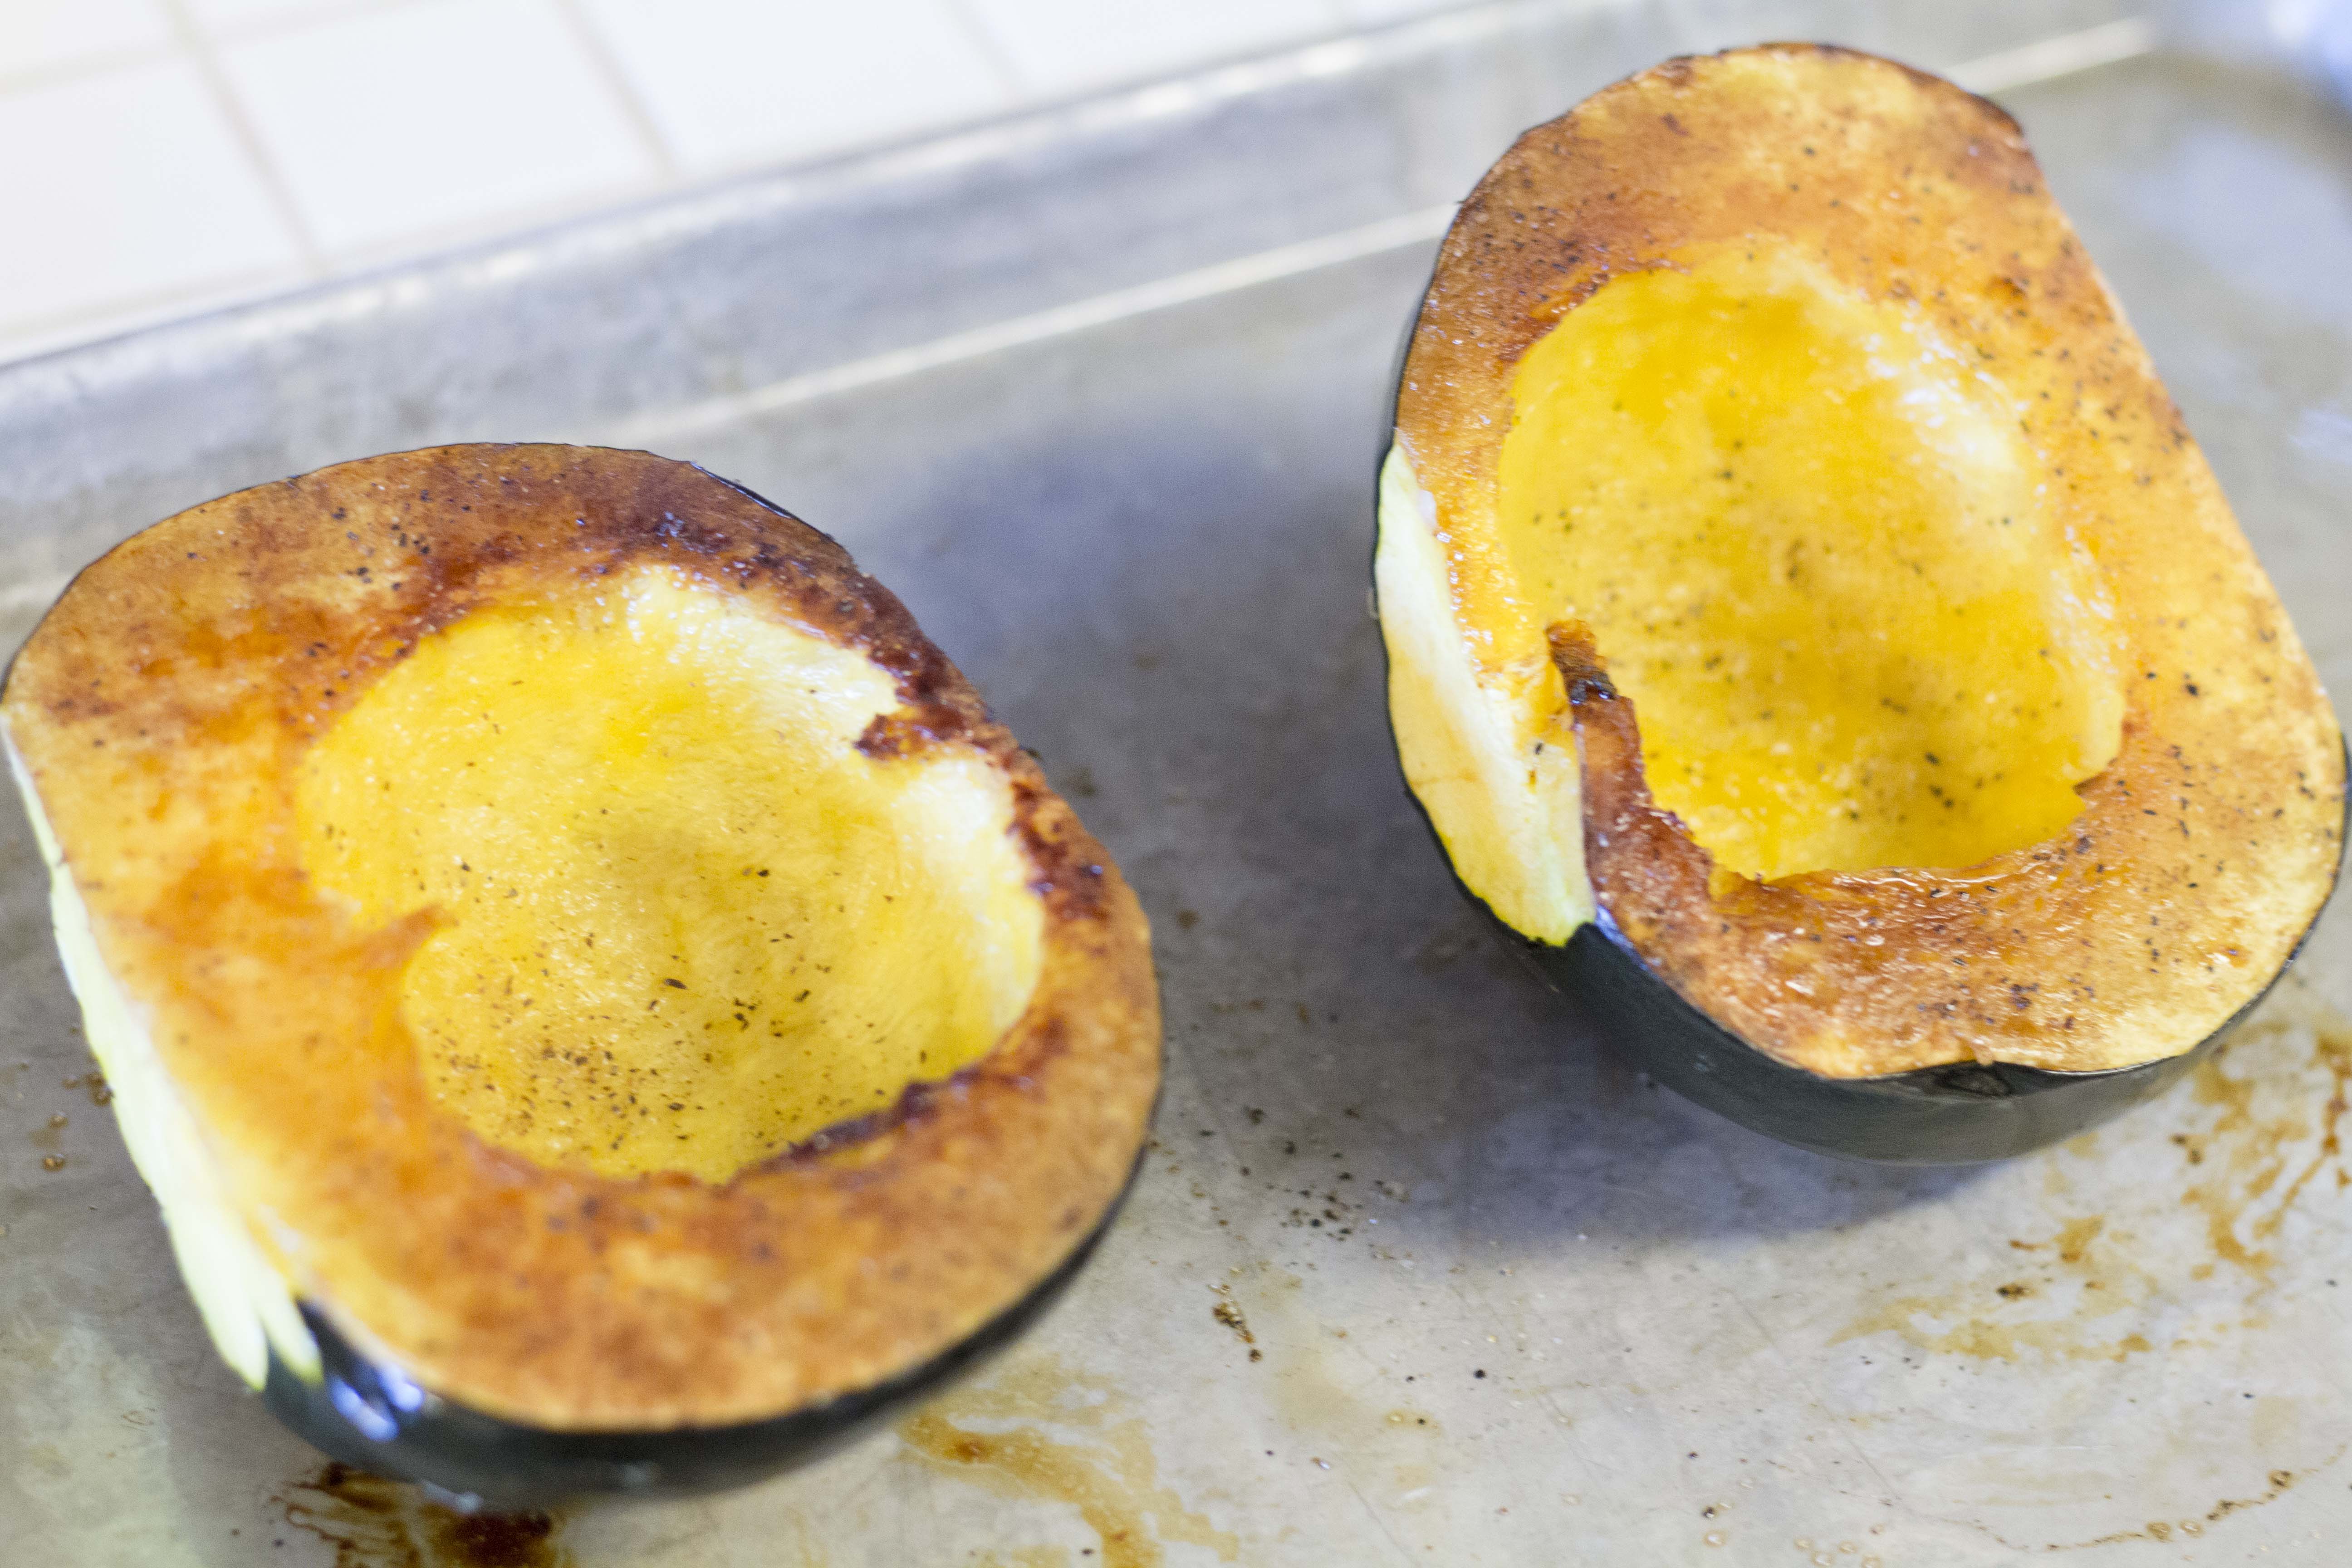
[{"xmin": 5, "ymin": 1, "xmax": 2349, "ymax": 1562}]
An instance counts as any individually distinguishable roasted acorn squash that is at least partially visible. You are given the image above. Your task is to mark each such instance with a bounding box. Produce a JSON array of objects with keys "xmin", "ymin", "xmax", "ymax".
[
  {"xmin": 2, "ymin": 444, "xmax": 1160, "ymax": 1501},
  {"xmin": 1377, "ymin": 45, "xmax": 2345, "ymax": 1162}
]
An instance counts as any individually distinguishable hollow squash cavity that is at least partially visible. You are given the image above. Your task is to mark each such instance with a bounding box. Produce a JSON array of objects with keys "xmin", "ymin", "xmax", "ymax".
[
  {"xmin": 1497, "ymin": 245, "xmax": 2124, "ymax": 882},
  {"xmin": 296, "ymin": 565, "xmax": 1044, "ymax": 1184}
]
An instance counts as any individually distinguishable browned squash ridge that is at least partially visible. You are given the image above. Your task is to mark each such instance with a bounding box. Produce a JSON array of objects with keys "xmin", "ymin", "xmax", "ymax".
[
  {"xmin": 1383, "ymin": 44, "xmax": 2343, "ymax": 1089},
  {"xmin": 2, "ymin": 444, "xmax": 1161, "ymax": 1434}
]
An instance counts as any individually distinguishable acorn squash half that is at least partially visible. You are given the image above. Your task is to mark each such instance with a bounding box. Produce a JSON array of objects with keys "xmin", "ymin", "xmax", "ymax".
[
  {"xmin": 1, "ymin": 444, "xmax": 1159, "ymax": 1501},
  {"xmin": 1376, "ymin": 45, "xmax": 2346, "ymax": 1163}
]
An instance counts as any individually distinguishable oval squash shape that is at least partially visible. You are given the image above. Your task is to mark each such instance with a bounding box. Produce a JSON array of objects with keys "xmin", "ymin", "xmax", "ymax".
[
  {"xmin": 1377, "ymin": 45, "xmax": 2345, "ymax": 1162},
  {"xmin": 2, "ymin": 445, "xmax": 1160, "ymax": 1500}
]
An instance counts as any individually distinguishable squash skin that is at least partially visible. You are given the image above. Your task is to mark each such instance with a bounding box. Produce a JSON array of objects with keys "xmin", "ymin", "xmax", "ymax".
[
  {"xmin": 3, "ymin": 445, "xmax": 1161, "ymax": 1473},
  {"xmin": 1390, "ymin": 652, "xmax": 2343, "ymax": 1164},
  {"xmin": 1379, "ymin": 45, "xmax": 2347, "ymax": 1159},
  {"xmin": 1540, "ymin": 920, "xmax": 2223, "ymax": 1165},
  {"xmin": 261, "ymin": 1155, "xmax": 1140, "ymax": 1507}
]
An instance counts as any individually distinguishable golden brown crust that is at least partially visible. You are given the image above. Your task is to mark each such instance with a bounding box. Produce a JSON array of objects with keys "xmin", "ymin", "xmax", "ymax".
[
  {"xmin": 1399, "ymin": 46, "xmax": 2344, "ymax": 1077},
  {"xmin": 2, "ymin": 444, "xmax": 1161, "ymax": 1428},
  {"xmin": 1553, "ymin": 626, "xmax": 2338, "ymax": 1078}
]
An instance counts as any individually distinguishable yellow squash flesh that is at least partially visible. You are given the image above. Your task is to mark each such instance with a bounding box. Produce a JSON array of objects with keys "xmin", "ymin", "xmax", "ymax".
[
  {"xmin": 2, "ymin": 445, "xmax": 1161, "ymax": 1429},
  {"xmin": 297, "ymin": 567, "xmax": 1042, "ymax": 1183},
  {"xmin": 1494, "ymin": 243, "xmax": 2123, "ymax": 883},
  {"xmin": 1380, "ymin": 45, "xmax": 2344, "ymax": 1080}
]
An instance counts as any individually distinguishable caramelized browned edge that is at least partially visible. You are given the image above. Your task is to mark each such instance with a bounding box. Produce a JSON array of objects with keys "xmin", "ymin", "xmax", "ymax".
[
  {"xmin": 1396, "ymin": 46, "xmax": 2345, "ymax": 1078},
  {"xmin": 2, "ymin": 444, "xmax": 1161, "ymax": 1427}
]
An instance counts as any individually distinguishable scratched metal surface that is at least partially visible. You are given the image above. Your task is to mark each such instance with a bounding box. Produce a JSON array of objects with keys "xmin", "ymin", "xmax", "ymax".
[{"xmin": 5, "ymin": 1, "xmax": 2352, "ymax": 1563}]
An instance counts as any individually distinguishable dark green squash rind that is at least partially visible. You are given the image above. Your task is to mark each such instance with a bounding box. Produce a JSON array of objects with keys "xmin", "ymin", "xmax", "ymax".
[
  {"xmin": 1378, "ymin": 597, "xmax": 2344, "ymax": 1158},
  {"xmin": 261, "ymin": 1141, "xmax": 1147, "ymax": 1507},
  {"xmin": 1534, "ymin": 914, "xmax": 2242, "ymax": 1165},
  {"xmin": 1376, "ymin": 47, "xmax": 2345, "ymax": 1162},
  {"xmin": 1378, "ymin": 266, "xmax": 2346, "ymax": 1159}
]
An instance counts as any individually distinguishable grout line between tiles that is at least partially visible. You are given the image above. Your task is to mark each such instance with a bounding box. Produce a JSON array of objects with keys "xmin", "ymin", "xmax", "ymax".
[
  {"xmin": 942, "ymin": 0, "xmax": 1035, "ymax": 101},
  {"xmin": 551, "ymin": 0, "xmax": 683, "ymax": 182},
  {"xmin": 0, "ymin": 44, "xmax": 182, "ymax": 99},
  {"xmin": 196, "ymin": 0, "xmax": 425, "ymax": 46},
  {"xmin": 157, "ymin": 0, "xmax": 327, "ymax": 273},
  {"xmin": 607, "ymin": 15, "xmax": 2164, "ymax": 447},
  {"xmin": 5, "ymin": 7, "xmax": 2163, "ymax": 388}
]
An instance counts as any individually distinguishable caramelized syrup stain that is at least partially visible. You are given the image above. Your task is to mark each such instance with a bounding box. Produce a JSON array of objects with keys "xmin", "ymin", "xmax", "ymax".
[
  {"xmin": 1841, "ymin": 995, "xmax": 2352, "ymax": 1368},
  {"xmin": 2179, "ymin": 1009, "xmax": 2352, "ymax": 1279},
  {"xmin": 277, "ymin": 1463, "xmax": 569, "ymax": 1568},
  {"xmin": 1832, "ymin": 993, "xmax": 2352, "ymax": 1548},
  {"xmin": 1987, "ymin": 1454, "xmax": 2332, "ymax": 1552},
  {"xmin": 1209, "ymin": 1283, "xmax": 1261, "ymax": 1361},
  {"xmin": 897, "ymin": 1355, "xmax": 1237, "ymax": 1568}
]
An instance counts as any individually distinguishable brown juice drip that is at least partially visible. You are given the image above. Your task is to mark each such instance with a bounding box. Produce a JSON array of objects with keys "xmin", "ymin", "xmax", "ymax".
[{"xmin": 277, "ymin": 1462, "xmax": 568, "ymax": 1568}]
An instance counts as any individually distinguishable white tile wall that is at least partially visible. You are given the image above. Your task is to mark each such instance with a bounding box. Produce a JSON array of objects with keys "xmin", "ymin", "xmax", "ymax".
[
  {"xmin": 960, "ymin": 0, "xmax": 1343, "ymax": 98},
  {"xmin": 0, "ymin": 0, "xmax": 172, "ymax": 80},
  {"xmin": 575, "ymin": 0, "xmax": 1013, "ymax": 174},
  {"xmin": 1335, "ymin": 0, "xmax": 1481, "ymax": 22},
  {"xmin": 180, "ymin": 0, "xmax": 358, "ymax": 26},
  {"xmin": 0, "ymin": 0, "xmax": 1473, "ymax": 365},
  {"xmin": 0, "ymin": 60, "xmax": 300, "ymax": 337},
  {"xmin": 220, "ymin": 0, "xmax": 655, "ymax": 253}
]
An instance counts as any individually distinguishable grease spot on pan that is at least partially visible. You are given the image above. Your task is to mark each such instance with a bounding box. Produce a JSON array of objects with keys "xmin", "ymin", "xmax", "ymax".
[
  {"xmin": 2002, "ymin": 1458, "xmax": 2329, "ymax": 1552},
  {"xmin": 897, "ymin": 1354, "xmax": 1236, "ymax": 1568},
  {"xmin": 1837, "ymin": 992, "xmax": 2352, "ymax": 1367},
  {"xmin": 275, "ymin": 1462, "xmax": 569, "ymax": 1568}
]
